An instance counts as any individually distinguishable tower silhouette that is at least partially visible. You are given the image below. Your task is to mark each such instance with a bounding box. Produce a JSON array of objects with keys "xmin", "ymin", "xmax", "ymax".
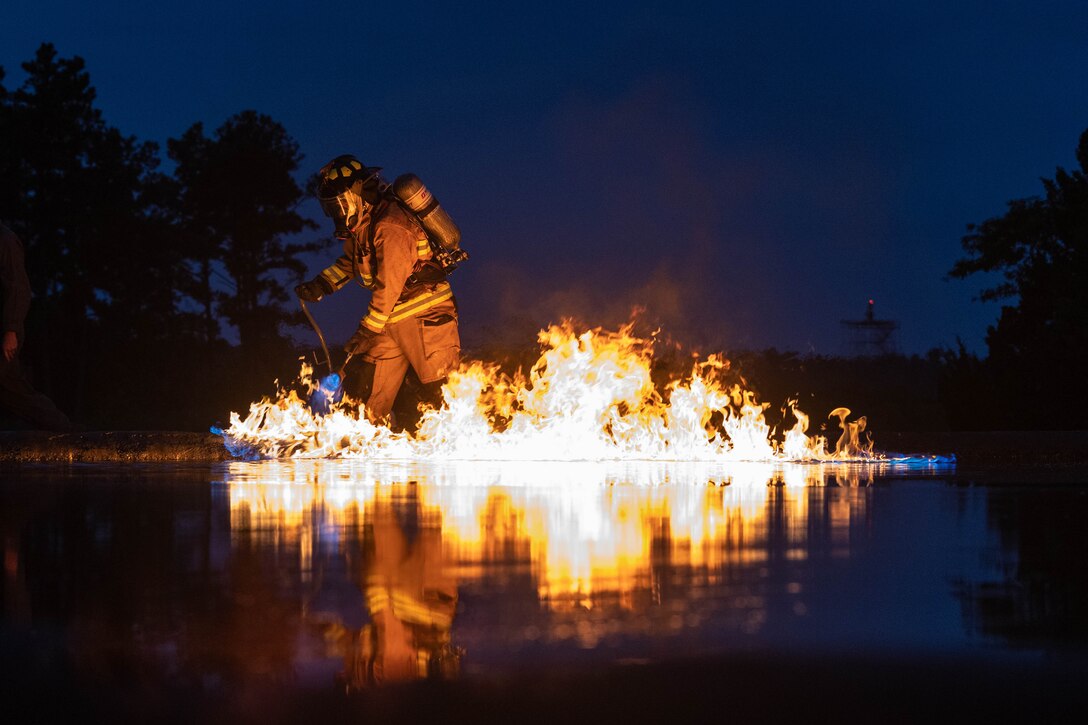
[{"xmin": 841, "ymin": 300, "xmax": 899, "ymax": 356}]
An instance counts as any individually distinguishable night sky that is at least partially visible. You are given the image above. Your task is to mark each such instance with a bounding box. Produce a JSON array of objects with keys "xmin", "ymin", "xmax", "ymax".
[{"xmin": 4, "ymin": 1, "xmax": 1087, "ymax": 355}]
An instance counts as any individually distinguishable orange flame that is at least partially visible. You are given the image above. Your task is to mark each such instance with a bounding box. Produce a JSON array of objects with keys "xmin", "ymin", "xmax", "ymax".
[{"xmin": 221, "ymin": 323, "xmax": 876, "ymax": 462}]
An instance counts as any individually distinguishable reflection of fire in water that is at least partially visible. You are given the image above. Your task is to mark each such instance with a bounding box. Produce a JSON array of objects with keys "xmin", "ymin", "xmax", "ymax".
[
  {"xmin": 219, "ymin": 324, "xmax": 879, "ymax": 461},
  {"xmin": 226, "ymin": 460, "xmax": 887, "ymax": 660}
]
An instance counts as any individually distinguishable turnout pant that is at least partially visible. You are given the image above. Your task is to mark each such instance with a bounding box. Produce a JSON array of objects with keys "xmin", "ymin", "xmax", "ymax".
[{"xmin": 346, "ymin": 301, "xmax": 460, "ymax": 425}]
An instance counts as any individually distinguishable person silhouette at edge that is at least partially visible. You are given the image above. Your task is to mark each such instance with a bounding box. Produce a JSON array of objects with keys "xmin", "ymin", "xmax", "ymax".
[{"xmin": 0, "ymin": 221, "xmax": 74, "ymax": 431}]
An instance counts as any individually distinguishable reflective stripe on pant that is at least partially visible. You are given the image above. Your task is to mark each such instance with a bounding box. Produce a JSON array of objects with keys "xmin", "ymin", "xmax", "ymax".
[{"xmin": 359, "ymin": 299, "xmax": 460, "ymax": 423}]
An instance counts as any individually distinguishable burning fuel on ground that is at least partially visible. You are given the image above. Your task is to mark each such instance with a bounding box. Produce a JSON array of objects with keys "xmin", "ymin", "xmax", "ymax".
[{"xmin": 216, "ymin": 322, "xmax": 900, "ymax": 463}]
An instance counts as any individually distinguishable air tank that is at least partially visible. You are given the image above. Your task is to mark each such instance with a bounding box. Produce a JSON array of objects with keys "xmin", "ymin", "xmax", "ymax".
[{"xmin": 392, "ymin": 173, "xmax": 461, "ymax": 250}]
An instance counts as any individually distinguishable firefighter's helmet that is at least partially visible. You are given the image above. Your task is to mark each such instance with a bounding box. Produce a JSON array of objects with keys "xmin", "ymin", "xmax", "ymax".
[{"xmin": 317, "ymin": 154, "xmax": 382, "ymax": 239}]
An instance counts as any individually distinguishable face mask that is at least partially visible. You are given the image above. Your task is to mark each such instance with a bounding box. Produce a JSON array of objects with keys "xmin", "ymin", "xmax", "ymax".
[{"xmin": 320, "ymin": 189, "xmax": 370, "ymax": 240}]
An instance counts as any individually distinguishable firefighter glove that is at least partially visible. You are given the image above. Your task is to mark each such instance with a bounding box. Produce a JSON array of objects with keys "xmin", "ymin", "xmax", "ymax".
[
  {"xmin": 296, "ymin": 276, "xmax": 333, "ymax": 302},
  {"xmin": 344, "ymin": 324, "xmax": 379, "ymax": 356}
]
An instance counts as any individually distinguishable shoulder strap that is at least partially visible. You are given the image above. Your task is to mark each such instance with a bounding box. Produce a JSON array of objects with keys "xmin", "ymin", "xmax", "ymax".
[{"xmin": 349, "ymin": 215, "xmax": 379, "ymax": 289}]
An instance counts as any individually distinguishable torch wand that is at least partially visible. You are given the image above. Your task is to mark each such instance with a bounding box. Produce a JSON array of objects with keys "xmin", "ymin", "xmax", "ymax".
[{"xmin": 299, "ymin": 298, "xmax": 334, "ymax": 376}]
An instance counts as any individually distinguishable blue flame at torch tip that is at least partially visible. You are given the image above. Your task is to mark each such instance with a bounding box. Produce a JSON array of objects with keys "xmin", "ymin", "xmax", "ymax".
[
  {"xmin": 208, "ymin": 373, "xmax": 347, "ymax": 461},
  {"xmin": 307, "ymin": 373, "xmax": 344, "ymax": 416}
]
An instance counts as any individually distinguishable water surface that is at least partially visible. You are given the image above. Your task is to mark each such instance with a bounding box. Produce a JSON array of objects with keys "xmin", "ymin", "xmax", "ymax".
[{"xmin": 2, "ymin": 460, "xmax": 1086, "ymax": 716}]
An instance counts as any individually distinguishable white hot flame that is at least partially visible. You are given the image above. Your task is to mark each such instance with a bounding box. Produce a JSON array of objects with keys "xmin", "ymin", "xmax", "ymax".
[{"xmin": 220, "ymin": 323, "xmax": 877, "ymax": 462}]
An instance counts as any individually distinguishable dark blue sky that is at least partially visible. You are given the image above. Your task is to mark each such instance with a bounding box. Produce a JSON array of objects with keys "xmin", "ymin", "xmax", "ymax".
[{"xmin": 4, "ymin": 1, "xmax": 1087, "ymax": 354}]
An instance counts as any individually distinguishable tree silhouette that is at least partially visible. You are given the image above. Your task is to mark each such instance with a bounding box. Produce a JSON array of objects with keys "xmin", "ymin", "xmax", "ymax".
[
  {"xmin": 167, "ymin": 112, "xmax": 324, "ymax": 354},
  {"xmin": 951, "ymin": 129, "xmax": 1088, "ymax": 429},
  {"xmin": 0, "ymin": 44, "xmax": 180, "ymax": 418},
  {"xmin": 0, "ymin": 45, "xmax": 333, "ymax": 429}
]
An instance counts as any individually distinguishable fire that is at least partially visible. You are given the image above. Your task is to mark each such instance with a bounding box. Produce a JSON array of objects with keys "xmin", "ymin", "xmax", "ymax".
[{"xmin": 218, "ymin": 323, "xmax": 876, "ymax": 462}]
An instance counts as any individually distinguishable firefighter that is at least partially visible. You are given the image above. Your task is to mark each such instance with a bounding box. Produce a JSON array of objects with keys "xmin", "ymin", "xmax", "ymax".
[
  {"xmin": 295, "ymin": 156, "xmax": 460, "ymax": 425},
  {"xmin": 0, "ymin": 221, "xmax": 73, "ymax": 431}
]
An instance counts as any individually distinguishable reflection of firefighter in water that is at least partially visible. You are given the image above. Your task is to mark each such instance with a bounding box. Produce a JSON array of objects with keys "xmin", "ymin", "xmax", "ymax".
[{"xmin": 337, "ymin": 488, "xmax": 461, "ymax": 690}]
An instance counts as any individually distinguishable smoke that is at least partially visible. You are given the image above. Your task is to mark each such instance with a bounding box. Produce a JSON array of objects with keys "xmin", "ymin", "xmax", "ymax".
[
  {"xmin": 460, "ymin": 77, "xmax": 755, "ymax": 351},
  {"xmin": 464, "ymin": 257, "xmax": 702, "ymax": 349},
  {"xmin": 455, "ymin": 71, "xmax": 903, "ymax": 355}
]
